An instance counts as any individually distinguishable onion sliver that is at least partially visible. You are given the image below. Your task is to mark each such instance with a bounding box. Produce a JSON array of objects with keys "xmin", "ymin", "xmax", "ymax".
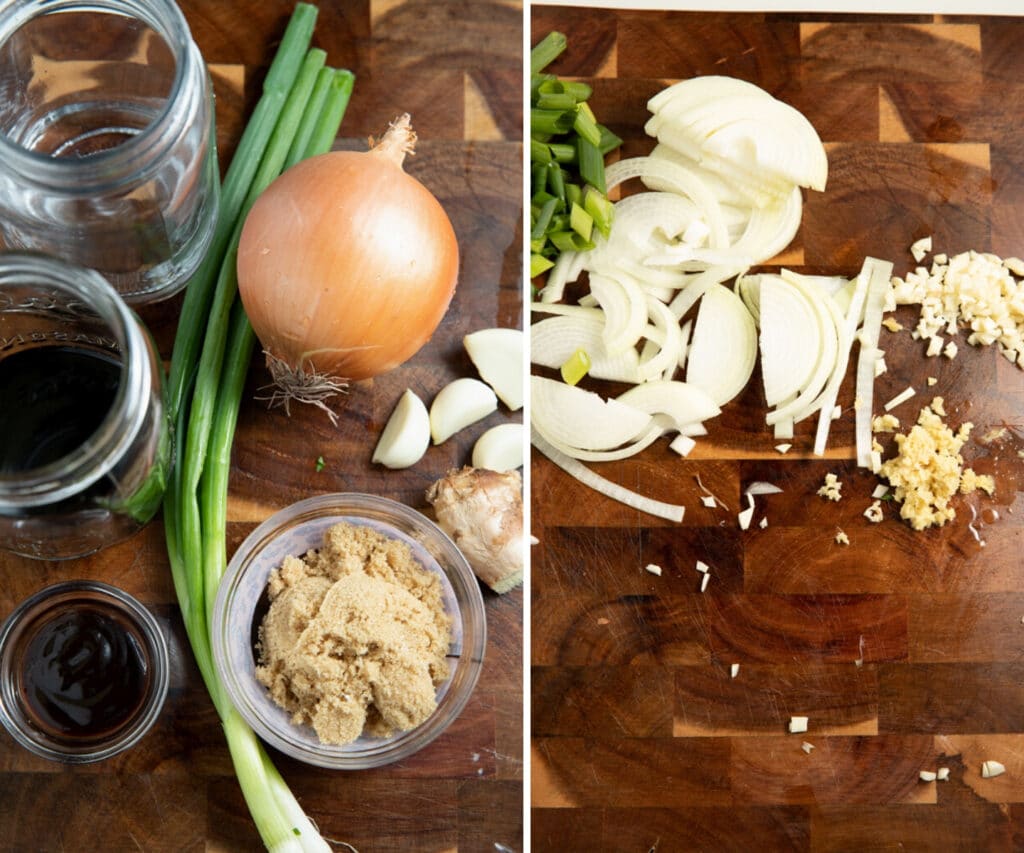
[
  {"xmin": 590, "ymin": 272, "xmax": 648, "ymax": 354},
  {"xmin": 685, "ymin": 283, "xmax": 757, "ymax": 407},
  {"xmin": 616, "ymin": 380, "xmax": 720, "ymax": 430},
  {"xmin": 532, "ymin": 431, "xmax": 685, "ymax": 523},
  {"xmin": 530, "ymin": 315, "xmax": 641, "ymax": 384},
  {"xmin": 765, "ymin": 272, "xmax": 839, "ymax": 426},
  {"xmin": 759, "ymin": 274, "xmax": 821, "ymax": 407},
  {"xmin": 238, "ymin": 114, "xmax": 459, "ymax": 394},
  {"xmin": 604, "ymin": 157, "xmax": 729, "ymax": 250},
  {"xmin": 812, "ymin": 260, "xmax": 872, "ymax": 456},
  {"xmin": 855, "ymin": 257, "xmax": 895, "ymax": 466},
  {"xmin": 637, "ymin": 295, "xmax": 683, "ymax": 381},
  {"xmin": 531, "ymin": 375, "xmax": 652, "ymax": 451},
  {"xmin": 535, "ymin": 422, "xmax": 668, "ymax": 462}
]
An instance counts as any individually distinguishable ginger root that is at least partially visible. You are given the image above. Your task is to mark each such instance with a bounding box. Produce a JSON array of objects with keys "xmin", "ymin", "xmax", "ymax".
[{"xmin": 425, "ymin": 466, "xmax": 523, "ymax": 594}]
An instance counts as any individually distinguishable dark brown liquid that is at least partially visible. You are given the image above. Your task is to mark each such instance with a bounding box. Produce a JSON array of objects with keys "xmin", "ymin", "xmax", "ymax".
[
  {"xmin": 0, "ymin": 345, "xmax": 120, "ymax": 474},
  {"xmin": 20, "ymin": 606, "xmax": 150, "ymax": 740}
]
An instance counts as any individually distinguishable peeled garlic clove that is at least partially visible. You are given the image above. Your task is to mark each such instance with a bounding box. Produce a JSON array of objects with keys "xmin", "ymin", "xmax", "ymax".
[
  {"xmin": 372, "ymin": 389, "xmax": 430, "ymax": 469},
  {"xmin": 472, "ymin": 422, "xmax": 524, "ymax": 472},
  {"xmin": 429, "ymin": 377, "xmax": 498, "ymax": 444},
  {"xmin": 464, "ymin": 327, "xmax": 524, "ymax": 411}
]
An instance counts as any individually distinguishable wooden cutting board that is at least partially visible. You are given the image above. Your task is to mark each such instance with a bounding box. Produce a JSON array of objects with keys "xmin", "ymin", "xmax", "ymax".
[
  {"xmin": 0, "ymin": 2, "xmax": 523, "ymax": 850},
  {"xmin": 530, "ymin": 8, "xmax": 1024, "ymax": 850}
]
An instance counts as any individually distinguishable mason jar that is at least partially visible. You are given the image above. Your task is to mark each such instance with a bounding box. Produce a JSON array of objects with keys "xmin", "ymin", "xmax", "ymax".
[
  {"xmin": 0, "ymin": 253, "xmax": 171, "ymax": 559},
  {"xmin": 0, "ymin": 0, "xmax": 219, "ymax": 303}
]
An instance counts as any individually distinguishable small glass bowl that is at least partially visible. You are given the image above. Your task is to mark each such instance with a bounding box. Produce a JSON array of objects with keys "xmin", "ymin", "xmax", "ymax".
[
  {"xmin": 0, "ymin": 580, "xmax": 169, "ymax": 763},
  {"xmin": 212, "ymin": 493, "xmax": 486, "ymax": 770}
]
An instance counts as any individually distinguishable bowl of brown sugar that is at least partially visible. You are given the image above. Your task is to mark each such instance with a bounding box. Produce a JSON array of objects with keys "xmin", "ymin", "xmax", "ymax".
[{"xmin": 211, "ymin": 493, "xmax": 486, "ymax": 769}]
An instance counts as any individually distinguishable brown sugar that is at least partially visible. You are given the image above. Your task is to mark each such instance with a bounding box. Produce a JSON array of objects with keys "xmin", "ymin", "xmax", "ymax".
[{"xmin": 255, "ymin": 521, "xmax": 451, "ymax": 745}]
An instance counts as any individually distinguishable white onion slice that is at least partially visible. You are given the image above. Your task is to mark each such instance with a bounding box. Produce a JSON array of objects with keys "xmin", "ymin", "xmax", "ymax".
[
  {"xmin": 604, "ymin": 157, "xmax": 729, "ymax": 249},
  {"xmin": 532, "ymin": 431, "xmax": 685, "ymax": 523},
  {"xmin": 536, "ymin": 422, "xmax": 668, "ymax": 462},
  {"xmin": 759, "ymin": 274, "xmax": 821, "ymax": 407},
  {"xmin": 855, "ymin": 258, "xmax": 895, "ymax": 466},
  {"xmin": 812, "ymin": 260, "xmax": 872, "ymax": 455},
  {"xmin": 589, "ymin": 271, "xmax": 648, "ymax": 354},
  {"xmin": 616, "ymin": 380, "xmax": 721, "ymax": 431},
  {"xmin": 530, "ymin": 375, "xmax": 652, "ymax": 452},
  {"xmin": 686, "ymin": 283, "xmax": 757, "ymax": 407},
  {"xmin": 530, "ymin": 315, "xmax": 641, "ymax": 384}
]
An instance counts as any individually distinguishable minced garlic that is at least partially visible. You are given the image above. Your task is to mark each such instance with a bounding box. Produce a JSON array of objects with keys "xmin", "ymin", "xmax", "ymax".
[
  {"xmin": 891, "ymin": 248, "xmax": 1024, "ymax": 368},
  {"xmin": 864, "ymin": 500, "xmax": 884, "ymax": 523},
  {"xmin": 835, "ymin": 529, "xmax": 850, "ymax": 545},
  {"xmin": 818, "ymin": 472, "xmax": 843, "ymax": 501},
  {"xmin": 877, "ymin": 403, "xmax": 986, "ymax": 530},
  {"xmin": 882, "ymin": 317, "xmax": 904, "ymax": 333},
  {"xmin": 872, "ymin": 414, "xmax": 900, "ymax": 433}
]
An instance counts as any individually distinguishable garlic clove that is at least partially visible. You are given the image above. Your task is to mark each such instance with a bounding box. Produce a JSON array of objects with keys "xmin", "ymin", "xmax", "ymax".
[
  {"xmin": 464, "ymin": 328, "xmax": 524, "ymax": 411},
  {"xmin": 472, "ymin": 422, "xmax": 524, "ymax": 472},
  {"xmin": 372, "ymin": 388, "xmax": 431, "ymax": 469},
  {"xmin": 429, "ymin": 378, "xmax": 498, "ymax": 445}
]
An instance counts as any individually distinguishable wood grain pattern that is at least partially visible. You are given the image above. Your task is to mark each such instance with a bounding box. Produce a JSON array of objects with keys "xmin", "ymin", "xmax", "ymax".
[
  {"xmin": 531, "ymin": 8, "xmax": 1024, "ymax": 851},
  {"xmin": 0, "ymin": 1, "xmax": 522, "ymax": 850}
]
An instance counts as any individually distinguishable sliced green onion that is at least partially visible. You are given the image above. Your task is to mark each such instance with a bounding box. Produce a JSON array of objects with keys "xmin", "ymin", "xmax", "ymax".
[
  {"xmin": 549, "ymin": 230, "xmax": 594, "ymax": 253},
  {"xmin": 531, "ymin": 254, "xmax": 556, "ymax": 278},
  {"xmin": 532, "ymin": 107, "xmax": 575, "ymax": 136},
  {"xmin": 577, "ymin": 135, "xmax": 606, "ymax": 194},
  {"xmin": 531, "ymin": 197, "xmax": 558, "ymax": 241},
  {"xmin": 560, "ymin": 347, "xmax": 592, "ymax": 385},
  {"xmin": 573, "ymin": 101, "xmax": 602, "ymax": 148},
  {"xmin": 570, "ymin": 202, "xmax": 593, "ymax": 242},
  {"xmin": 584, "ymin": 186, "xmax": 614, "ymax": 237},
  {"xmin": 531, "ymin": 30, "xmax": 567, "ymax": 74}
]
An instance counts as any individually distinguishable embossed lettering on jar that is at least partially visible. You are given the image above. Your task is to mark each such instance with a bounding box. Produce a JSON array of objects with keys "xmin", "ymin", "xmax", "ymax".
[{"xmin": 0, "ymin": 0, "xmax": 219, "ymax": 303}]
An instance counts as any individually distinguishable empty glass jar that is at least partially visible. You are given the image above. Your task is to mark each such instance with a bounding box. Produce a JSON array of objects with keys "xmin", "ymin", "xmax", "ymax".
[
  {"xmin": 0, "ymin": 253, "xmax": 171, "ymax": 559},
  {"xmin": 0, "ymin": 0, "xmax": 219, "ymax": 303}
]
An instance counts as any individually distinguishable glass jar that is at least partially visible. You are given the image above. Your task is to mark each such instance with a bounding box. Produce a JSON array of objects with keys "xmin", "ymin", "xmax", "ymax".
[
  {"xmin": 0, "ymin": 0, "xmax": 219, "ymax": 304},
  {"xmin": 0, "ymin": 252, "xmax": 171, "ymax": 559},
  {"xmin": 0, "ymin": 580, "xmax": 169, "ymax": 763}
]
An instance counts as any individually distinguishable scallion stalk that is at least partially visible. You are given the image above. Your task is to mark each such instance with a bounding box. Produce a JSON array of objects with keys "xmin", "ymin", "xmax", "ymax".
[{"xmin": 163, "ymin": 4, "xmax": 355, "ymax": 849}]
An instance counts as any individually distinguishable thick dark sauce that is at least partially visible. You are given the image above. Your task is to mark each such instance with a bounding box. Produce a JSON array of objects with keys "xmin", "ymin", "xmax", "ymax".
[
  {"xmin": 20, "ymin": 606, "xmax": 150, "ymax": 740},
  {"xmin": 0, "ymin": 345, "xmax": 120, "ymax": 474}
]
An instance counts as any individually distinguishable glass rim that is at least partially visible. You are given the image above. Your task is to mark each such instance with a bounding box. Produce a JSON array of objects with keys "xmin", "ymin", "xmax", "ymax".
[
  {"xmin": 0, "ymin": 252, "xmax": 153, "ymax": 507},
  {"xmin": 0, "ymin": 0, "xmax": 196, "ymax": 190},
  {"xmin": 0, "ymin": 579, "xmax": 170, "ymax": 763}
]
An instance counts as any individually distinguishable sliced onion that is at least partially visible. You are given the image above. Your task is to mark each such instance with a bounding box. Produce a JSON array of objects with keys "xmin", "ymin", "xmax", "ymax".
[
  {"xmin": 530, "ymin": 375, "xmax": 651, "ymax": 452},
  {"xmin": 532, "ymin": 431, "xmax": 685, "ymax": 523},
  {"xmin": 812, "ymin": 260, "xmax": 872, "ymax": 455},
  {"xmin": 590, "ymin": 272, "xmax": 648, "ymax": 354},
  {"xmin": 685, "ymin": 283, "xmax": 757, "ymax": 406},
  {"xmin": 530, "ymin": 314, "xmax": 641, "ymax": 384},
  {"xmin": 604, "ymin": 157, "xmax": 729, "ymax": 249},
  {"xmin": 855, "ymin": 257, "xmax": 895, "ymax": 466},
  {"xmin": 636, "ymin": 294, "xmax": 683, "ymax": 381},
  {"xmin": 616, "ymin": 379, "xmax": 720, "ymax": 431},
  {"xmin": 536, "ymin": 422, "xmax": 667, "ymax": 462},
  {"xmin": 759, "ymin": 274, "xmax": 821, "ymax": 407}
]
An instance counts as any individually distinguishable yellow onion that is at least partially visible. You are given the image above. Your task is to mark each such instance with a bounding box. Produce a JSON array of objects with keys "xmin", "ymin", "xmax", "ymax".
[{"xmin": 237, "ymin": 114, "xmax": 459, "ymax": 411}]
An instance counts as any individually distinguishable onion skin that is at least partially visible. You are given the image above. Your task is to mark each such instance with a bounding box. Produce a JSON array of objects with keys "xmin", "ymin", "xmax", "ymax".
[{"xmin": 237, "ymin": 118, "xmax": 459, "ymax": 382}]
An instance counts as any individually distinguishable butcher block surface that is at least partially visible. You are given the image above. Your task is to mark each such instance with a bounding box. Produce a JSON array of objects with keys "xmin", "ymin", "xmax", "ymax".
[
  {"xmin": 530, "ymin": 8, "xmax": 1024, "ymax": 851},
  {"xmin": 0, "ymin": 2, "xmax": 523, "ymax": 850}
]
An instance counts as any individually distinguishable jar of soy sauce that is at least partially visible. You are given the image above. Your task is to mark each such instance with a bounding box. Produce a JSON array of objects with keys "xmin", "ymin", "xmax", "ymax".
[{"xmin": 0, "ymin": 253, "xmax": 171, "ymax": 559}]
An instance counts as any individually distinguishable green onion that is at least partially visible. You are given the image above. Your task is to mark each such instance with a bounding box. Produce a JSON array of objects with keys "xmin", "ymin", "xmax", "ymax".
[
  {"xmin": 315, "ymin": 455, "xmax": 326, "ymax": 472},
  {"xmin": 163, "ymin": 5, "xmax": 355, "ymax": 850},
  {"xmin": 560, "ymin": 348, "xmax": 592, "ymax": 385},
  {"xmin": 570, "ymin": 202, "xmax": 594, "ymax": 242},
  {"xmin": 530, "ymin": 30, "xmax": 567, "ymax": 74},
  {"xmin": 529, "ymin": 31, "xmax": 621, "ymax": 275},
  {"xmin": 531, "ymin": 253, "xmax": 556, "ymax": 278}
]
